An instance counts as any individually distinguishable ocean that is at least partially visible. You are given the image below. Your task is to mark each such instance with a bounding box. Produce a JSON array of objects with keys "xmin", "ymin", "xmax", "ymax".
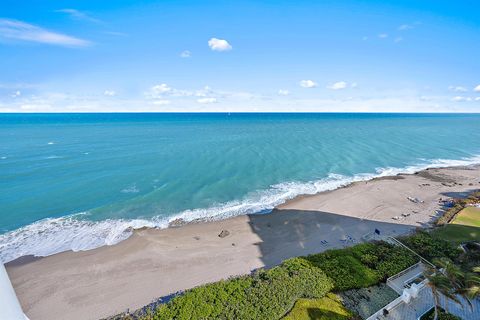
[{"xmin": 1, "ymin": 113, "xmax": 479, "ymax": 263}]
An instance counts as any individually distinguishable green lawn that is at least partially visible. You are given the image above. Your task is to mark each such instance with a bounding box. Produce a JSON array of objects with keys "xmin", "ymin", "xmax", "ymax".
[
  {"xmin": 433, "ymin": 207, "xmax": 480, "ymax": 244},
  {"xmin": 432, "ymin": 225, "xmax": 480, "ymax": 244},
  {"xmin": 282, "ymin": 293, "xmax": 354, "ymax": 320},
  {"xmin": 452, "ymin": 207, "xmax": 480, "ymax": 227}
]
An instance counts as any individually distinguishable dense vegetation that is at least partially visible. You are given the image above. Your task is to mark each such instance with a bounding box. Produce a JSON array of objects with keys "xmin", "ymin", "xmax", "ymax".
[
  {"xmin": 126, "ymin": 242, "xmax": 417, "ymax": 320},
  {"xmin": 148, "ymin": 258, "xmax": 333, "ymax": 320},
  {"xmin": 105, "ymin": 231, "xmax": 468, "ymax": 320},
  {"xmin": 303, "ymin": 242, "xmax": 417, "ymax": 291},
  {"xmin": 401, "ymin": 231, "xmax": 459, "ymax": 262}
]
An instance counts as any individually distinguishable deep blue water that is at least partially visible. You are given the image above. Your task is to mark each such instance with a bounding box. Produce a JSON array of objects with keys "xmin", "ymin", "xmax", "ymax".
[{"xmin": 1, "ymin": 113, "xmax": 479, "ymax": 262}]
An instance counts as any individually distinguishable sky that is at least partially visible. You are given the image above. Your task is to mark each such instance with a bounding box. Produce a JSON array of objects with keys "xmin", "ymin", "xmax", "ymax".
[{"xmin": 0, "ymin": 0, "xmax": 479, "ymax": 112}]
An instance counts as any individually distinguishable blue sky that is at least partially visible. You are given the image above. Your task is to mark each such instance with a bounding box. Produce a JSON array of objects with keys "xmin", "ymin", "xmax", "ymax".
[{"xmin": 0, "ymin": 0, "xmax": 479, "ymax": 112}]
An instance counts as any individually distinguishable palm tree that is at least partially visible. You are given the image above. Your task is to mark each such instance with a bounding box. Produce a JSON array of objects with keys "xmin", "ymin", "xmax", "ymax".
[
  {"xmin": 423, "ymin": 258, "xmax": 466, "ymax": 320},
  {"xmin": 424, "ymin": 266, "xmax": 457, "ymax": 320},
  {"xmin": 465, "ymin": 266, "xmax": 480, "ymax": 300}
]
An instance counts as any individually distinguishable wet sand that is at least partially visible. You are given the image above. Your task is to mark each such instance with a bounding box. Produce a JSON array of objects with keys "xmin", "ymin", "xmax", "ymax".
[{"xmin": 6, "ymin": 165, "xmax": 480, "ymax": 320}]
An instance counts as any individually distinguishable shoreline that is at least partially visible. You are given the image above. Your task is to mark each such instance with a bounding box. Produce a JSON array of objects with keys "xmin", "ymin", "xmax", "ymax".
[
  {"xmin": 2, "ymin": 157, "xmax": 480, "ymax": 265},
  {"xmin": 2, "ymin": 155, "xmax": 480, "ymax": 265},
  {"xmin": 6, "ymin": 164, "xmax": 480, "ymax": 320}
]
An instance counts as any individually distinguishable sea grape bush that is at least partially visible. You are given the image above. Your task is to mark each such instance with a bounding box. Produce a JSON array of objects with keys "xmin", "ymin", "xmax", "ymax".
[
  {"xmin": 401, "ymin": 231, "xmax": 459, "ymax": 261},
  {"xmin": 146, "ymin": 242, "xmax": 417, "ymax": 319},
  {"xmin": 151, "ymin": 258, "xmax": 333, "ymax": 320},
  {"xmin": 104, "ymin": 233, "xmax": 457, "ymax": 320}
]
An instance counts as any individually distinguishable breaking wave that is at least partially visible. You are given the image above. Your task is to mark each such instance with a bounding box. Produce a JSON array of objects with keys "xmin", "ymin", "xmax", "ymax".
[{"xmin": 1, "ymin": 155, "xmax": 479, "ymax": 264}]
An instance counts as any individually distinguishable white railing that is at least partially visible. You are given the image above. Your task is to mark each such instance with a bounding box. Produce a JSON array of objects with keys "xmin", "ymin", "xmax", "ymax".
[
  {"xmin": 0, "ymin": 264, "xmax": 29, "ymax": 320},
  {"xmin": 367, "ymin": 279, "xmax": 480, "ymax": 320},
  {"xmin": 386, "ymin": 262, "xmax": 424, "ymax": 294},
  {"xmin": 387, "ymin": 262, "xmax": 422, "ymax": 283}
]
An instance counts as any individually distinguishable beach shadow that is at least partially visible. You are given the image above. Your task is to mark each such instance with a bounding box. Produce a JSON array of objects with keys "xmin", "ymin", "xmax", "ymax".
[
  {"xmin": 307, "ymin": 307, "xmax": 351, "ymax": 319},
  {"xmin": 441, "ymin": 189, "xmax": 478, "ymax": 199},
  {"xmin": 246, "ymin": 209, "xmax": 415, "ymax": 268}
]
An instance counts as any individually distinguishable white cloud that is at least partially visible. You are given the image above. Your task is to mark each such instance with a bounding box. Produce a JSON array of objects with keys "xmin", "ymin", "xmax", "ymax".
[
  {"xmin": 151, "ymin": 84, "xmax": 172, "ymax": 95},
  {"xmin": 180, "ymin": 50, "xmax": 191, "ymax": 58},
  {"xmin": 1, "ymin": 89, "xmax": 477, "ymax": 113},
  {"xmin": 451, "ymin": 96, "xmax": 463, "ymax": 102},
  {"xmin": 194, "ymin": 86, "xmax": 212, "ymax": 97},
  {"xmin": 476, "ymin": 97, "xmax": 480, "ymax": 101},
  {"xmin": 197, "ymin": 97, "xmax": 217, "ymax": 104},
  {"xmin": 56, "ymin": 9, "xmax": 101, "ymax": 23},
  {"xmin": 449, "ymin": 86, "xmax": 468, "ymax": 92},
  {"xmin": 327, "ymin": 81, "xmax": 348, "ymax": 90},
  {"xmin": 474, "ymin": 84, "xmax": 480, "ymax": 92},
  {"xmin": 300, "ymin": 80, "xmax": 317, "ymax": 88},
  {"xmin": 451, "ymin": 96, "xmax": 472, "ymax": 102},
  {"xmin": 0, "ymin": 19, "xmax": 91, "ymax": 47},
  {"xmin": 144, "ymin": 84, "xmax": 174, "ymax": 101},
  {"xmin": 208, "ymin": 38, "xmax": 232, "ymax": 51},
  {"xmin": 103, "ymin": 90, "xmax": 116, "ymax": 97},
  {"xmin": 378, "ymin": 33, "xmax": 388, "ymax": 39},
  {"xmin": 351, "ymin": 82, "xmax": 358, "ymax": 88},
  {"xmin": 394, "ymin": 37, "xmax": 403, "ymax": 43},
  {"xmin": 152, "ymin": 100, "xmax": 171, "ymax": 105},
  {"xmin": 11, "ymin": 90, "xmax": 21, "ymax": 98},
  {"xmin": 278, "ymin": 89, "xmax": 290, "ymax": 96},
  {"xmin": 398, "ymin": 24, "xmax": 413, "ymax": 31},
  {"xmin": 146, "ymin": 84, "xmax": 216, "ymax": 101}
]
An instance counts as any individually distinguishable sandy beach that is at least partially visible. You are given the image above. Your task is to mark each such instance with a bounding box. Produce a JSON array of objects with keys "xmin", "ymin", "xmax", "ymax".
[{"xmin": 6, "ymin": 165, "xmax": 480, "ymax": 320}]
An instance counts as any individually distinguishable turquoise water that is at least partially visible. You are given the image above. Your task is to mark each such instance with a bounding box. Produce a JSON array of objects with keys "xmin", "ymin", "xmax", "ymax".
[{"xmin": 1, "ymin": 113, "xmax": 480, "ymax": 262}]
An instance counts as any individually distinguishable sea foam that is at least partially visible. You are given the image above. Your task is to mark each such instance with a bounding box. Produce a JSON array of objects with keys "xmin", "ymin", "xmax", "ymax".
[{"xmin": 1, "ymin": 155, "xmax": 479, "ymax": 264}]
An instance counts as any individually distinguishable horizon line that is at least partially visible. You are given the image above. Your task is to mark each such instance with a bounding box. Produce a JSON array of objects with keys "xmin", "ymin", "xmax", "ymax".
[{"xmin": 1, "ymin": 111, "xmax": 480, "ymax": 114}]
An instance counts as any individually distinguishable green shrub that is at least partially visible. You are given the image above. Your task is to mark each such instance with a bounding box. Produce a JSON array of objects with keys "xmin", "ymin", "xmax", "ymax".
[
  {"xmin": 359, "ymin": 253, "xmax": 378, "ymax": 268},
  {"xmin": 132, "ymin": 241, "xmax": 418, "ymax": 320},
  {"xmin": 305, "ymin": 250, "xmax": 380, "ymax": 290},
  {"xmin": 351, "ymin": 242, "xmax": 417, "ymax": 278},
  {"xmin": 401, "ymin": 231, "xmax": 459, "ymax": 261},
  {"xmin": 303, "ymin": 242, "xmax": 416, "ymax": 291},
  {"xmin": 151, "ymin": 257, "xmax": 333, "ymax": 320}
]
